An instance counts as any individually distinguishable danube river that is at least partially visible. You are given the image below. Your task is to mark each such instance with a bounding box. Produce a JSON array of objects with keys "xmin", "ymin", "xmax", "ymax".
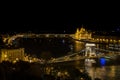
[{"xmin": 15, "ymin": 37, "xmax": 120, "ymax": 80}]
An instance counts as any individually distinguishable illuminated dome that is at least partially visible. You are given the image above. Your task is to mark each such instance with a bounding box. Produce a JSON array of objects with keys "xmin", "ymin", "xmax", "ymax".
[{"xmin": 75, "ymin": 27, "xmax": 92, "ymax": 40}]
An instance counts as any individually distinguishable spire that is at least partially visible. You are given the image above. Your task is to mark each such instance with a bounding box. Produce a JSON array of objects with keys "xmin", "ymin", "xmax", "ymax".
[
  {"xmin": 76, "ymin": 28, "xmax": 79, "ymax": 33},
  {"xmin": 81, "ymin": 24, "xmax": 86, "ymax": 32}
]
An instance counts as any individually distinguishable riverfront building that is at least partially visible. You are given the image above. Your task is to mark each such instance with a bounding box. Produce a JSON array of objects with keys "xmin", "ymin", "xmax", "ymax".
[
  {"xmin": 75, "ymin": 27, "xmax": 92, "ymax": 40},
  {"xmin": 0, "ymin": 48, "xmax": 24, "ymax": 62}
]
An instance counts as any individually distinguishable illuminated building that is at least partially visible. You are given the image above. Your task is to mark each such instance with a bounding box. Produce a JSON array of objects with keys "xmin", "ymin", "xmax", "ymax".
[
  {"xmin": 75, "ymin": 27, "xmax": 92, "ymax": 40},
  {"xmin": 92, "ymin": 35, "xmax": 120, "ymax": 43},
  {"xmin": 0, "ymin": 48, "xmax": 24, "ymax": 62}
]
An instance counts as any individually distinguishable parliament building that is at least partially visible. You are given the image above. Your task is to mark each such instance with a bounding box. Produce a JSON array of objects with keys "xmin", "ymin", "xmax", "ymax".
[{"xmin": 74, "ymin": 27, "xmax": 92, "ymax": 40}]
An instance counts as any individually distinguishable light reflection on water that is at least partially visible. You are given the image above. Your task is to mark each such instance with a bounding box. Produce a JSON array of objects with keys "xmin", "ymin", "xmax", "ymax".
[
  {"xmin": 74, "ymin": 41, "xmax": 120, "ymax": 80},
  {"xmin": 18, "ymin": 38, "xmax": 120, "ymax": 79},
  {"xmin": 73, "ymin": 41, "xmax": 85, "ymax": 52},
  {"xmin": 89, "ymin": 66, "xmax": 120, "ymax": 80},
  {"xmin": 84, "ymin": 58, "xmax": 120, "ymax": 80}
]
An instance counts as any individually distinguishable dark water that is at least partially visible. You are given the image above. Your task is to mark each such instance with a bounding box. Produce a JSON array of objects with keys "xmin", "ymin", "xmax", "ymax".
[
  {"xmin": 17, "ymin": 37, "xmax": 73, "ymax": 59},
  {"xmin": 15, "ymin": 37, "xmax": 120, "ymax": 80}
]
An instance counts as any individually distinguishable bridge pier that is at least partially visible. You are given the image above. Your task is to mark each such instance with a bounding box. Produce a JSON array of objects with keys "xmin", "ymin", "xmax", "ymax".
[{"xmin": 85, "ymin": 43, "xmax": 96, "ymax": 57}]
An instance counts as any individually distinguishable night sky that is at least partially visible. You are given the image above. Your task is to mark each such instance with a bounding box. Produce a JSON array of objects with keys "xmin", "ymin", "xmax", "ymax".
[{"xmin": 1, "ymin": 2, "xmax": 120, "ymax": 34}]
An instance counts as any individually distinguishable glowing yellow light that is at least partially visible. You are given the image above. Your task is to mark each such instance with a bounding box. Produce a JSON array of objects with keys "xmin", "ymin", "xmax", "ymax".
[
  {"xmin": 13, "ymin": 60, "xmax": 17, "ymax": 63},
  {"xmin": 4, "ymin": 54, "xmax": 7, "ymax": 58},
  {"xmin": 16, "ymin": 58, "xmax": 19, "ymax": 61},
  {"xmin": 106, "ymin": 39, "xmax": 108, "ymax": 42},
  {"xmin": 64, "ymin": 71, "xmax": 69, "ymax": 76},
  {"xmin": 110, "ymin": 39, "xmax": 112, "ymax": 42},
  {"xmin": 113, "ymin": 40, "xmax": 116, "ymax": 42}
]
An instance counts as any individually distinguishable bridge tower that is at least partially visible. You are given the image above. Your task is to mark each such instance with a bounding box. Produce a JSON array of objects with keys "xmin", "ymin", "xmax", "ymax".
[{"xmin": 85, "ymin": 43, "xmax": 96, "ymax": 57}]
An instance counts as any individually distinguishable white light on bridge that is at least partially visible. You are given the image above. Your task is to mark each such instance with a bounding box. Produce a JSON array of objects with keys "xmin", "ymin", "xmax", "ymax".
[
  {"xmin": 55, "ymin": 35, "xmax": 58, "ymax": 37},
  {"xmin": 85, "ymin": 43, "xmax": 96, "ymax": 57},
  {"xmin": 85, "ymin": 43, "xmax": 95, "ymax": 47},
  {"xmin": 46, "ymin": 34, "xmax": 49, "ymax": 37}
]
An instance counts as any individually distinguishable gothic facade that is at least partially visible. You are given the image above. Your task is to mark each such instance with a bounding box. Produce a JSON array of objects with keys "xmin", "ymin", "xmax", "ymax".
[{"xmin": 75, "ymin": 27, "xmax": 92, "ymax": 40}]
